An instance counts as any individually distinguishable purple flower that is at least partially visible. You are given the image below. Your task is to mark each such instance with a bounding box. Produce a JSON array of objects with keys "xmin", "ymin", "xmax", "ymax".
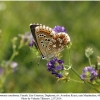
[
  {"xmin": 46, "ymin": 57, "xmax": 64, "ymax": 78},
  {"xmin": 28, "ymin": 40, "xmax": 35, "ymax": 47},
  {"xmin": 55, "ymin": 66, "xmax": 62, "ymax": 70},
  {"xmin": 19, "ymin": 32, "xmax": 36, "ymax": 47},
  {"xmin": 83, "ymin": 67, "xmax": 93, "ymax": 73},
  {"xmin": 80, "ymin": 66, "xmax": 98, "ymax": 82},
  {"xmin": 55, "ymin": 73, "xmax": 63, "ymax": 78},
  {"xmin": 18, "ymin": 32, "xmax": 33, "ymax": 44},
  {"xmin": 58, "ymin": 60, "xmax": 64, "ymax": 64},
  {"xmin": 80, "ymin": 74, "xmax": 86, "ymax": 80},
  {"xmin": 53, "ymin": 26, "xmax": 66, "ymax": 33}
]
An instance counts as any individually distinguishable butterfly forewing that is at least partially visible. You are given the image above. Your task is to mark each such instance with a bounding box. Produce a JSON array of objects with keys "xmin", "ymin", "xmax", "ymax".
[
  {"xmin": 35, "ymin": 25, "xmax": 54, "ymax": 58},
  {"xmin": 30, "ymin": 24, "xmax": 41, "ymax": 49}
]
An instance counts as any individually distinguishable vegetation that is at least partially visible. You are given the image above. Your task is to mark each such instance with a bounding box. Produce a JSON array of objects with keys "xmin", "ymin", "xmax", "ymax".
[{"xmin": 0, "ymin": 1, "xmax": 100, "ymax": 93}]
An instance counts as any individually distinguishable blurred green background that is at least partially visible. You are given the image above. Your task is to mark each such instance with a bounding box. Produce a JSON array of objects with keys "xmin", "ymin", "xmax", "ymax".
[{"xmin": 0, "ymin": 1, "xmax": 100, "ymax": 93}]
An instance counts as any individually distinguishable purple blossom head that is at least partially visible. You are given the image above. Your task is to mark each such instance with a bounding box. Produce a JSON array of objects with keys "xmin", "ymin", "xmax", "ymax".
[
  {"xmin": 53, "ymin": 26, "xmax": 66, "ymax": 33},
  {"xmin": 19, "ymin": 32, "xmax": 36, "ymax": 47},
  {"xmin": 80, "ymin": 66, "xmax": 98, "ymax": 82},
  {"xmin": 47, "ymin": 57, "xmax": 64, "ymax": 78},
  {"xmin": 18, "ymin": 32, "xmax": 33, "ymax": 44},
  {"xmin": 28, "ymin": 40, "xmax": 35, "ymax": 47}
]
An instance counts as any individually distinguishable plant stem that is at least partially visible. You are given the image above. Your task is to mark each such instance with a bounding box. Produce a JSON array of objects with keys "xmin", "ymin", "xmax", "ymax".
[
  {"xmin": 67, "ymin": 45, "xmax": 71, "ymax": 67},
  {"xmin": 5, "ymin": 49, "xmax": 17, "ymax": 68},
  {"xmin": 88, "ymin": 57, "xmax": 92, "ymax": 66},
  {"xmin": 70, "ymin": 78, "xmax": 84, "ymax": 83}
]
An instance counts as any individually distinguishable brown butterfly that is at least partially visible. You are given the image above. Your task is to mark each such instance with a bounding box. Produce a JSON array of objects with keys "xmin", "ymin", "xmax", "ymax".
[{"xmin": 30, "ymin": 23, "xmax": 70, "ymax": 59}]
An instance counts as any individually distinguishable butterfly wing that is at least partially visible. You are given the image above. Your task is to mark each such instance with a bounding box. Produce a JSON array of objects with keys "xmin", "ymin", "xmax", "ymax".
[
  {"xmin": 30, "ymin": 23, "xmax": 70, "ymax": 59},
  {"xmin": 30, "ymin": 23, "xmax": 54, "ymax": 58},
  {"xmin": 46, "ymin": 32, "xmax": 70, "ymax": 57},
  {"xmin": 35, "ymin": 25, "xmax": 54, "ymax": 58},
  {"xmin": 30, "ymin": 23, "xmax": 41, "ymax": 49}
]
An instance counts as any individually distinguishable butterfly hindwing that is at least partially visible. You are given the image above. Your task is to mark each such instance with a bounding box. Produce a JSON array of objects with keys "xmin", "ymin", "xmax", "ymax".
[{"xmin": 47, "ymin": 32, "xmax": 70, "ymax": 56}]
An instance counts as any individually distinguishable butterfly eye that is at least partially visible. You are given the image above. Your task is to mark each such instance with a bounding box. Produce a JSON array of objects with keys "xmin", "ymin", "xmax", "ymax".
[{"xmin": 42, "ymin": 56, "xmax": 45, "ymax": 59}]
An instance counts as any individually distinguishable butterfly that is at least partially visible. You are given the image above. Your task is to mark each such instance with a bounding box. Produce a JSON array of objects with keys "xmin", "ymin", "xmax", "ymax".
[{"xmin": 30, "ymin": 23, "xmax": 70, "ymax": 60}]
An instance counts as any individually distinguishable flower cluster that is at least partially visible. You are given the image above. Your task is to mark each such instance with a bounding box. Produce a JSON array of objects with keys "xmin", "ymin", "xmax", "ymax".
[
  {"xmin": 53, "ymin": 26, "xmax": 66, "ymax": 33},
  {"xmin": 28, "ymin": 40, "xmax": 35, "ymax": 47},
  {"xmin": 19, "ymin": 32, "xmax": 33, "ymax": 43},
  {"xmin": 47, "ymin": 57, "xmax": 64, "ymax": 78},
  {"xmin": 80, "ymin": 66, "xmax": 98, "ymax": 82},
  {"xmin": 18, "ymin": 32, "xmax": 34, "ymax": 49}
]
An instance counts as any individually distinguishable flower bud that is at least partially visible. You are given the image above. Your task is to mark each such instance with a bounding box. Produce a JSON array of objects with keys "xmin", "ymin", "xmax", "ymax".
[{"xmin": 85, "ymin": 47, "xmax": 93, "ymax": 58}]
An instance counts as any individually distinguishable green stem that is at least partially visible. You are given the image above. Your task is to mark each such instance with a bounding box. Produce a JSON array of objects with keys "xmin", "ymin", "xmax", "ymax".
[
  {"xmin": 71, "ymin": 67, "xmax": 81, "ymax": 78},
  {"xmin": 70, "ymin": 78, "xmax": 84, "ymax": 83},
  {"xmin": 68, "ymin": 47, "xmax": 71, "ymax": 66},
  {"xmin": 88, "ymin": 57, "xmax": 92, "ymax": 66},
  {"xmin": 5, "ymin": 50, "xmax": 17, "ymax": 68}
]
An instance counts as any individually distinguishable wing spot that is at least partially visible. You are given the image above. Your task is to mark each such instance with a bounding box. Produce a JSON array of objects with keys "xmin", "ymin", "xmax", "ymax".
[
  {"xmin": 48, "ymin": 48, "xmax": 51, "ymax": 50},
  {"xmin": 42, "ymin": 44, "xmax": 45, "ymax": 47},
  {"xmin": 45, "ymin": 38, "xmax": 48, "ymax": 41},
  {"xmin": 59, "ymin": 44, "xmax": 61, "ymax": 46},
  {"xmin": 41, "ymin": 41, "xmax": 43, "ymax": 44},
  {"xmin": 44, "ymin": 35, "xmax": 46, "ymax": 37},
  {"xmin": 49, "ymin": 42, "xmax": 52, "ymax": 45},
  {"xmin": 53, "ymin": 44, "xmax": 56, "ymax": 48},
  {"xmin": 41, "ymin": 34, "xmax": 44, "ymax": 36},
  {"xmin": 38, "ymin": 35, "xmax": 40, "ymax": 38},
  {"xmin": 52, "ymin": 39, "xmax": 56, "ymax": 43}
]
